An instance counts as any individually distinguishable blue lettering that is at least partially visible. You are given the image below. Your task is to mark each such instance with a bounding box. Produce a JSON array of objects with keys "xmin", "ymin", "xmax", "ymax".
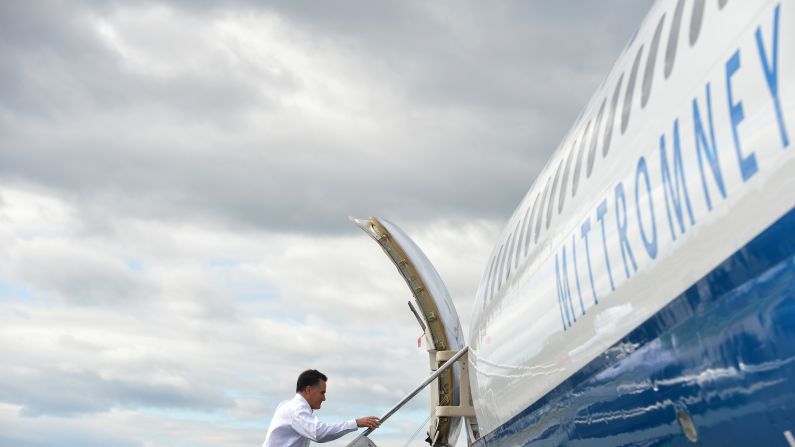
[
  {"xmin": 555, "ymin": 247, "xmax": 576, "ymax": 330},
  {"xmin": 615, "ymin": 182, "xmax": 638, "ymax": 279},
  {"xmin": 693, "ymin": 83, "xmax": 727, "ymax": 210},
  {"xmin": 635, "ymin": 157, "xmax": 658, "ymax": 259},
  {"xmin": 596, "ymin": 199, "xmax": 616, "ymax": 291},
  {"xmin": 660, "ymin": 121, "xmax": 696, "ymax": 241},
  {"xmin": 581, "ymin": 218, "xmax": 599, "ymax": 305},
  {"xmin": 726, "ymin": 50, "xmax": 758, "ymax": 181},
  {"xmin": 571, "ymin": 234, "xmax": 587, "ymax": 314},
  {"xmin": 755, "ymin": 4, "xmax": 789, "ymax": 149}
]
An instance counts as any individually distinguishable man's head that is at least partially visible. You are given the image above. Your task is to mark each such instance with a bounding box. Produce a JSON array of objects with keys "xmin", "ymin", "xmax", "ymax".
[{"xmin": 296, "ymin": 369, "xmax": 327, "ymax": 410}]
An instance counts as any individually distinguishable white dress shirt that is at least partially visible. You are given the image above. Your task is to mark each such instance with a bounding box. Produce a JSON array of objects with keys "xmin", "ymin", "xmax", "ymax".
[{"xmin": 262, "ymin": 394, "xmax": 358, "ymax": 447}]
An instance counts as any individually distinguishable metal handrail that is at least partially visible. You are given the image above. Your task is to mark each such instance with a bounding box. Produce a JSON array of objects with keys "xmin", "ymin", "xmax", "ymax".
[{"xmin": 346, "ymin": 346, "xmax": 469, "ymax": 445}]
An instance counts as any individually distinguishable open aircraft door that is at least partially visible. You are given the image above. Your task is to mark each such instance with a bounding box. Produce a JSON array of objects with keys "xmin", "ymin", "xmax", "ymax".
[{"xmin": 351, "ymin": 217, "xmax": 479, "ymax": 446}]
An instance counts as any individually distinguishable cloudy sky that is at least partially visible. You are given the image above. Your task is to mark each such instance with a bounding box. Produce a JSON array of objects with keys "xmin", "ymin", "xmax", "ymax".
[{"xmin": 0, "ymin": 1, "xmax": 652, "ymax": 446}]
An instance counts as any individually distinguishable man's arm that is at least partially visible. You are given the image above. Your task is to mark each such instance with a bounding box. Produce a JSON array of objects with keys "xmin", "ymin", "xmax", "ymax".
[{"xmin": 290, "ymin": 406, "xmax": 358, "ymax": 443}]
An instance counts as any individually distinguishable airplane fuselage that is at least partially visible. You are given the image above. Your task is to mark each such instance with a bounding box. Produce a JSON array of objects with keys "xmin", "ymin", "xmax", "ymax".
[{"xmin": 468, "ymin": 0, "xmax": 795, "ymax": 444}]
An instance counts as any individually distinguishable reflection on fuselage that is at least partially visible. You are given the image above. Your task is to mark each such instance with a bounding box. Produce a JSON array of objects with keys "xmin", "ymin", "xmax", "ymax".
[{"xmin": 467, "ymin": 0, "xmax": 795, "ymax": 444}]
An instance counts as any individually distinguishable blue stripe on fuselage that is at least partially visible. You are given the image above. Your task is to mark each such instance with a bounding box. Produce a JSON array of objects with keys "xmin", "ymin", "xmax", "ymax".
[{"xmin": 474, "ymin": 204, "xmax": 795, "ymax": 446}]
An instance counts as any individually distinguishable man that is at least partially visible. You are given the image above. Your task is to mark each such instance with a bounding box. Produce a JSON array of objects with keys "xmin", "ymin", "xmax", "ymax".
[{"xmin": 263, "ymin": 369, "xmax": 381, "ymax": 447}]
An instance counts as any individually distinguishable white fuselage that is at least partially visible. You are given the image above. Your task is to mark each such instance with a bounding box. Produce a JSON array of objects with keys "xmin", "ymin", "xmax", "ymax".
[{"xmin": 468, "ymin": 0, "xmax": 794, "ymax": 437}]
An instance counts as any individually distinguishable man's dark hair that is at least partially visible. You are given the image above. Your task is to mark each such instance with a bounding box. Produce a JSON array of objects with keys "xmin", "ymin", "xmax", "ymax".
[{"xmin": 296, "ymin": 369, "xmax": 328, "ymax": 392}]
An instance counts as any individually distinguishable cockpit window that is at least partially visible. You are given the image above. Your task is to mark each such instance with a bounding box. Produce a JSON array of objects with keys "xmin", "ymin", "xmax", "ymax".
[
  {"xmin": 664, "ymin": 0, "xmax": 685, "ymax": 79},
  {"xmin": 641, "ymin": 14, "xmax": 666, "ymax": 108}
]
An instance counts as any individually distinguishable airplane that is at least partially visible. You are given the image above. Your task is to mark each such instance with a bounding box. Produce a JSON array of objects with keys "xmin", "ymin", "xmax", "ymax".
[{"xmin": 353, "ymin": 0, "xmax": 794, "ymax": 445}]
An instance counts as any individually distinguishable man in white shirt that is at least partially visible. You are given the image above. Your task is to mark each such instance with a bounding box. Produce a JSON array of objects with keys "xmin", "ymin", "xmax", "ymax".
[{"xmin": 263, "ymin": 369, "xmax": 380, "ymax": 447}]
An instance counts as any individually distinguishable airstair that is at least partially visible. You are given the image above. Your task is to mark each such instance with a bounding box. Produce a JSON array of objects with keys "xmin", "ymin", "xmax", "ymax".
[
  {"xmin": 350, "ymin": 217, "xmax": 480, "ymax": 446},
  {"xmin": 345, "ymin": 346, "xmax": 475, "ymax": 447}
]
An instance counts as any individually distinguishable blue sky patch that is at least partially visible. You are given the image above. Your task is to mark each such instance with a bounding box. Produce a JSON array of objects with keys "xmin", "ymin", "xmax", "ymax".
[
  {"xmin": 124, "ymin": 258, "xmax": 143, "ymax": 272},
  {"xmin": 0, "ymin": 281, "xmax": 34, "ymax": 301}
]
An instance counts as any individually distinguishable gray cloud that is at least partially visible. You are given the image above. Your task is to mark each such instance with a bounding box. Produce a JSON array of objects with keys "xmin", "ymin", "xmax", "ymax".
[
  {"xmin": 0, "ymin": 367, "xmax": 233, "ymax": 417},
  {"xmin": 0, "ymin": 2, "xmax": 654, "ymax": 446},
  {"xmin": 0, "ymin": 0, "xmax": 651, "ymax": 235},
  {"xmin": 6, "ymin": 239, "xmax": 153, "ymax": 306},
  {"xmin": 0, "ymin": 432, "xmax": 140, "ymax": 447}
]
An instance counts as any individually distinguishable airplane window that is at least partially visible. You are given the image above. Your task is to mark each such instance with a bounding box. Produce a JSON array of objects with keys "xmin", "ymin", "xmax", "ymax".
[
  {"xmin": 558, "ymin": 143, "xmax": 575, "ymax": 213},
  {"xmin": 718, "ymin": 0, "xmax": 728, "ymax": 10},
  {"xmin": 690, "ymin": 0, "xmax": 705, "ymax": 46},
  {"xmin": 620, "ymin": 45, "xmax": 645, "ymax": 135},
  {"xmin": 524, "ymin": 194, "xmax": 540, "ymax": 253},
  {"xmin": 665, "ymin": 0, "xmax": 685, "ymax": 79},
  {"xmin": 534, "ymin": 177, "xmax": 552, "ymax": 243},
  {"xmin": 489, "ymin": 243, "xmax": 505, "ymax": 297},
  {"xmin": 603, "ymin": 74, "xmax": 624, "ymax": 157},
  {"xmin": 641, "ymin": 14, "xmax": 666, "ymax": 108},
  {"xmin": 571, "ymin": 121, "xmax": 591, "ymax": 197},
  {"xmin": 487, "ymin": 248, "xmax": 501, "ymax": 295},
  {"xmin": 509, "ymin": 217, "xmax": 524, "ymax": 271},
  {"xmin": 587, "ymin": 101, "xmax": 605, "ymax": 177},
  {"xmin": 497, "ymin": 235, "xmax": 511, "ymax": 292},
  {"xmin": 627, "ymin": 28, "xmax": 639, "ymax": 49},
  {"xmin": 479, "ymin": 259, "xmax": 492, "ymax": 302},
  {"xmin": 545, "ymin": 161, "xmax": 563, "ymax": 229},
  {"xmin": 498, "ymin": 230, "xmax": 516, "ymax": 289},
  {"xmin": 570, "ymin": 131, "xmax": 585, "ymax": 197},
  {"xmin": 515, "ymin": 204, "xmax": 533, "ymax": 268},
  {"xmin": 480, "ymin": 256, "xmax": 497, "ymax": 302},
  {"xmin": 503, "ymin": 228, "xmax": 518, "ymax": 281}
]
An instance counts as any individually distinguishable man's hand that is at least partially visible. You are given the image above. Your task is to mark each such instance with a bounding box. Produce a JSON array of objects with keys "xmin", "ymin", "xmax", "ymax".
[{"xmin": 356, "ymin": 416, "xmax": 380, "ymax": 429}]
